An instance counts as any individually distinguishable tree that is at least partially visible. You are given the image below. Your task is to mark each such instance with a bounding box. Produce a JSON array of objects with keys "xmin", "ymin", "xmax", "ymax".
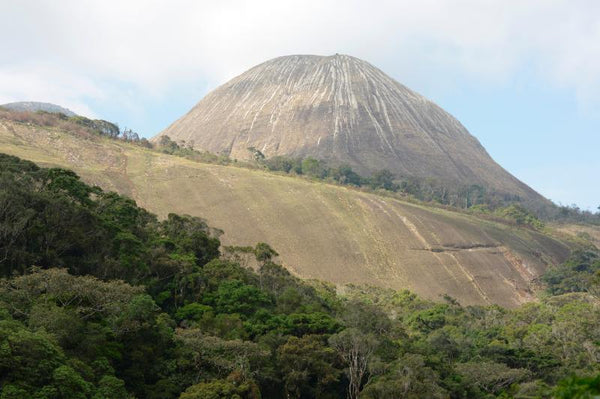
[
  {"xmin": 180, "ymin": 377, "xmax": 260, "ymax": 399},
  {"xmin": 52, "ymin": 365, "xmax": 93, "ymax": 399},
  {"xmin": 93, "ymin": 375, "xmax": 131, "ymax": 399},
  {"xmin": 495, "ymin": 204, "xmax": 544, "ymax": 230},
  {"xmin": 160, "ymin": 213, "xmax": 221, "ymax": 266},
  {"xmin": 0, "ymin": 320, "xmax": 66, "ymax": 394},
  {"xmin": 211, "ymin": 280, "xmax": 272, "ymax": 317},
  {"xmin": 121, "ymin": 128, "xmax": 140, "ymax": 142},
  {"xmin": 176, "ymin": 329, "xmax": 269, "ymax": 381},
  {"xmin": 455, "ymin": 361, "xmax": 531, "ymax": 395},
  {"xmin": 254, "ymin": 242, "xmax": 278, "ymax": 263},
  {"xmin": 329, "ymin": 328, "xmax": 378, "ymax": 399},
  {"xmin": 369, "ymin": 169, "xmax": 396, "ymax": 191},
  {"xmin": 247, "ymin": 147, "xmax": 265, "ymax": 164},
  {"xmin": 553, "ymin": 374, "xmax": 600, "ymax": 399},
  {"xmin": 265, "ymin": 156, "xmax": 294, "ymax": 173},
  {"xmin": 332, "ymin": 165, "xmax": 362, "ymax": 186},
  {"xmin": 158, "ymin": 135, "xmax": 180, "ymax": 152},
  {"xmin": 361, "ymin": 354, "xmax": 447, "ymax": 399},
  {"xmin": 277, "ymin": 335, "xmax": 342, "ymax": 398},
  {"xmin": 0, "ymin": 268, "xmax": 146, "ymax": 335},
  {"xmin": 301, "ymin": 157, "xmax": 326, "ymax": 178}
]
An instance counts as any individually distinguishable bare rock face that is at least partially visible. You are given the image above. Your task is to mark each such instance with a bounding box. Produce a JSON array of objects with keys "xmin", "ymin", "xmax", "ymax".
[{"xmin": 157, "ymin": 54, "xmax": 543, "ymax": 202}]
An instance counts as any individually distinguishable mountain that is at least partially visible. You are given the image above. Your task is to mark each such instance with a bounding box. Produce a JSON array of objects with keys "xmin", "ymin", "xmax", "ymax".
[
  {"xmin": 157, "ymin": 54, "xmax": 544, "ymax": 205},
  {"xmin": 0, "ymin": 101, "xmax": 77, "ymax": 117},
  {"xmin": 0, "ymin": 113, "xmax": 571, "ymax": 307}
]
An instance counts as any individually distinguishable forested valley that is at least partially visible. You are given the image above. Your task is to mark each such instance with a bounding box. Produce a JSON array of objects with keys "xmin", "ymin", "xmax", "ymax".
[{"xmin": 1, "ymin": 153, "xmax": 599, "ymax": 398}]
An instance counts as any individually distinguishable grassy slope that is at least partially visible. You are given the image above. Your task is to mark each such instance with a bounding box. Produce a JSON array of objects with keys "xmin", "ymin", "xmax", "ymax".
[
  {"xmin": 0, "ymin": 118, "xmax": 571, "ymax": 307},
  {"xmin": 552, "ymin": 223, "xmax": 600, "ymax": 249}
]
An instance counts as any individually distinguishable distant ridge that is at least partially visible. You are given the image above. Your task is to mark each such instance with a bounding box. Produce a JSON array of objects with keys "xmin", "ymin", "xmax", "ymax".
[
  {"xmin": 1, "ymin": 101, "xmax": 77, "ymax": 117},
  {"xmin": 157, "ymin": 54, "xmax": 546, "ymax": 206}
]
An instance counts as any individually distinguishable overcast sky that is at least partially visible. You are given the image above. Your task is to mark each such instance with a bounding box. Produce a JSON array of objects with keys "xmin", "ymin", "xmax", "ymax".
[{"xmin": 1, "ymin": 0, "xmax": 598, "ymax": 210}]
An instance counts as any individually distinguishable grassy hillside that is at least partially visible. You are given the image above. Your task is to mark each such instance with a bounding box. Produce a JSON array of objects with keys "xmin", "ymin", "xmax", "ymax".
[
  {"xmin": 0, "ymin": 116, "xmax": 571, "ymax": 307},
  {"xmin": 553, "ymin": 224, "xmax": 600, "ymax": 249}
]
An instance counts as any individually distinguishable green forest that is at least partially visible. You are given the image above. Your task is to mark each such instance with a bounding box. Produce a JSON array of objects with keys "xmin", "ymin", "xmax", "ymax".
[{"xmin": 1, "ymin": 152, "xmax": 599, "ymax": 398}]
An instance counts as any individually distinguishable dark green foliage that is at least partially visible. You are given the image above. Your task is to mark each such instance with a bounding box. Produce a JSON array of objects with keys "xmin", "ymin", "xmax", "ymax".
[
  {"xmin": 553, "ymin": 374, "xmax": 600, "ymax": 398},
  {"xmin": 543, "ymin": 250, "xmax": 600, "ymax": 295},
  {"xmin": 247, "ymin": 146, "xmax": 265, "ymax": 163},
  {"xmin": 0, "ymin": 153, "xmax": 599, "ymax": 398},
  {"xmin": 369, "ymin": 169, "xmax": 397, "ymax": 191},
  {"xmin": 331, "ymin": 164, "xmax": 363, "ymax": 186},
  {"xmin": 0, "ymin": 153, "xmax": 219, "ymax": 283},
  {"xmin": 254, "ymin": 242, "xmax": 278, "ymax": 263}
]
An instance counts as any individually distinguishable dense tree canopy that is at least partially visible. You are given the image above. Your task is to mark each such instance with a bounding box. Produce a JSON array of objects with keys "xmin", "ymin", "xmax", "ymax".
[{"xmin": 1, "ymin": 152, "xmax": 599, "ymax": 398}]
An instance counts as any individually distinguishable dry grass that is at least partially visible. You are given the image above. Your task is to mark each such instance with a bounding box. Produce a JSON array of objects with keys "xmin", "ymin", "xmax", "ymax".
[{"xmin": 0, "ymin": 117, "xmax": 572, "ymax": 307}]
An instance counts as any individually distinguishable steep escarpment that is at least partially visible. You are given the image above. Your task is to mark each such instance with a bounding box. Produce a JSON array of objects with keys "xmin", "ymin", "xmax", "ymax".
[{"xmin": 157, "ymin": 54, "xmax": 545, "ymax": 205}]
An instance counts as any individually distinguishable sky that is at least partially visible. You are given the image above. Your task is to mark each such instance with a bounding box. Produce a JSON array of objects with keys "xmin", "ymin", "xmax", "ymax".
[{"xmin": 0, "ymin": 0, "xmax": 598, "ymax": 210}]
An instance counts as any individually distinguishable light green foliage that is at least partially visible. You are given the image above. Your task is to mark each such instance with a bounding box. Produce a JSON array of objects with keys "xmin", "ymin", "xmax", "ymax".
[
  {"xmin": 0, "ymin": 268, "xmax": 144, "ymax": 334},
  {"xmin": 0, "ymin": 320, "xmax": 66, "ymax": 393},
  {"xmin": 301, "ymin": 157, "xmax": 327, "ymax": 178},
  {"xmin": 361, "ymin": 354, "xmax": 447, "ymax": 399},
  {"xmin": 455, "ymin": 361, "xmax": 531, "ymax": 395},
  {"xmin": 495, "ymin": 204, "xmax": 545, "ymax": 230},
  {"xmin": 52, "ymin": 365, "xmax": 94, "ymax": 399},
  {"xmin": 180, "ymin": 378, "xmax": 260, "ymax": 399},
  {"xmin": 175, "ymin": 303, "xmax": 213, "ymax": 323},
  {"xmin": 176, "ymin": 329, "xmax": 269, "ymax": 381},
  {"xmin": 211, "ymin": 280, "xmax": 272, "ymax": 317}
]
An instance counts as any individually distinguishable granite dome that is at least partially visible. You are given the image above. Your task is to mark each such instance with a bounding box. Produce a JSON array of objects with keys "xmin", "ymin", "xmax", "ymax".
[{"xmin": 157, "ymin": 54, "xmax": 543, "ymax": 203}]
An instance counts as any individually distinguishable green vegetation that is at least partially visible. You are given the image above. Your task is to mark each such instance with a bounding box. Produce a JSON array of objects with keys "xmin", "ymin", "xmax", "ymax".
[
  {"xmin": 492, "ymin": 204, "xmax": 545, "ymax": 230},
  {"xmin": 160, "ymin": 136, "xmax": 600, "ymax": 226},
  {"xmin": 1, "ymin": 112, "xmax": 573, "ymax": 307},
  {"xmin": 261, "ymin": 153, "xmax": 502, "ymax": 211},
  {"xmin": 542, "ymin": 250, "xmax": 600, "ymax": 296},
  {"xmin": 1, "ymin": 153, "xmax": 599, "ymax": 398},
  {"xmin": 2, "ymin": 107, "xmax": 597, "ymax": 226}
]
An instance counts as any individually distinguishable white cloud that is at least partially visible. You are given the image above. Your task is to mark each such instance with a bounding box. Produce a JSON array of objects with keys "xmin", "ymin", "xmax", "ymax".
[
  {"xmin": 1, "ymin": 0, "xmax": 599, "ymax": 106},
  {"xmin": 0, "ymin": 0, "xmax": 597, "ymax": 208},
  {"xmin": 0, "ymin": 65, "xmax": 102, "ymax": 117}
]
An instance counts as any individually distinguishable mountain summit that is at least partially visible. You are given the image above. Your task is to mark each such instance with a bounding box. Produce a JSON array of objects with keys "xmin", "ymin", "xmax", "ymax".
[{"xmin": 157, "ymin": 54, "xmax": 542, "ymax": 203}]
